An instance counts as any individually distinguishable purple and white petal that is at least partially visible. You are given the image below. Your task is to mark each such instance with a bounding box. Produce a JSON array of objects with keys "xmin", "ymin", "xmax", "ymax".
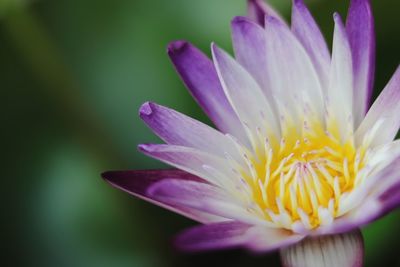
[
  {"xmin": 356, "ymin": 66, "xmax": 400, "ymax": 147},
  {"xmin": 362, "ymin": 149, "xmax": 400, "ymax": 202},
  {"xmin": 244, "ymin": 226, "xmax": 304, "ymax": 252},
  {"xmin": 175, "ymin": 221, "xmax": 304, "ymax": 252},
  {"xmin": 102, "ymin": 169, "xmax": 224, "ymax": 223},
  {"xmin": 212, "ymin": 44, "xmax": 279, "ymax": 148},
  {"xmin": 247, "ymin": 0, "xmax": 286, "ymax": 27},
  {"xmin": 346, "ymin": 0, "xmax": 375, "ymax": 126},
  {"xmin": 231, "ymin": 16, "xmax": 273, "ymax": 102},
  {"xmin": 318, "ymin": 194, "xmax": 398, "ymax": 237},
  {"xmin": 138, "ymin": 144, "xmax": 238, "ymax": 188},
  {"xmin": 148, "ymin": 179, "xmax": 268, "ymax": 225},
  {"xmin": 291, "ymin": 0, "xmax": 330, "ymax": 88},
  {"xmin": 175, "ymin": 221, "xmax": 253, "ymax": 252},
  {"xmin": 264, "ymin": 16, "xmax": 324, "ymax": 122},
  {"xmin": 167, "ymin": 41, "xmax": 248, "ymax": 144},
  {"xmin": 326, "ymin": 14, "xmax": 354, "ymax": 141},
  {"xmin": 139, "ymin": 102, "xmax": 242, "ymax": 161},
  {"xmin": 376, "ymin": 180, "xmax": 400, "ymax": 216},
  {"xmin": 345, "ymin": 181, "xmax": 400, "ymax": 231},
  {"xmin": 313, "ymin": 145, "xmax": 400, "ymax": 236}
]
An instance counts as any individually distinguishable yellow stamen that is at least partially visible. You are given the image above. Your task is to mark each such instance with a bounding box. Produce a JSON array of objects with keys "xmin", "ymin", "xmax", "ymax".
[{"xmin": 242, "ymin": 120, "xmax": 367, "ymax": 230}]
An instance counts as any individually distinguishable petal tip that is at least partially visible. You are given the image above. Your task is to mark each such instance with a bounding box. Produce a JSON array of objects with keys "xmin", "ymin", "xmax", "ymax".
[
  {"xmin": 101, "ymin": 171, "xmax": 112, "ymax": 181},
  {"xmin": 101, "ymin": 171, "xmax": 121, "ymax": 186},
  {"xmin": 167, "ymin": 40, "xmax": 189, "ymax": 56},
  {"xmin": 265, "ymin": 14, "xmax": 280, "ymax": 25},
  {"xmin": 333, "ymin": 12, "xmax": 342, "ymax": 21},
  {"xmin": 138, "ymin": 144, "xmax": 151, "ymax": 152},
  {"xmin": 231, "ymin": 16, "xmax": 250, "ymax": 24},
  {"xmin": 210, "ymin": 42, "xmax": 219, "ymax": 55},
  {"xmin": 247, "ymin": 0, "xmax": 264, "ymax": 8},
  {"xmin": 292, "ymin": 0, "xmax": 305, "ymax": 9},
  {"xmin": 231, "ymin": 16, "xmax": 259, "ymax": 30},
  {"xmin": 139, "ymin": 101, "xmax": 154, "ymax": 117},
  {"xmin": 210, "ymin": 43, "xmax": 225, "ymax": 62}
]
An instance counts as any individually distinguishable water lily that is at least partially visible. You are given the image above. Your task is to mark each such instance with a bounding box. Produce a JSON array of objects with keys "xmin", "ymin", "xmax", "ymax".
[{"xmin": 103, "ymin": 0, "xmax": 400, "ymax": 266}]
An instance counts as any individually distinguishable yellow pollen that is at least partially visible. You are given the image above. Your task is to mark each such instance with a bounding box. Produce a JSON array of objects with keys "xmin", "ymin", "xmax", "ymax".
[{"xmin": 241, "ymin": 122, "xmax": 366, "ymax": 230}]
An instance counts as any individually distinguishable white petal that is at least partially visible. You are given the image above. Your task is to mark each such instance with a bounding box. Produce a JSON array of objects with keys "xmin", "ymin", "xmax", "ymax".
[
  {"xmin": 147, "ymin": 179, "xmax": 267, "ymax": 226},
  {"xmin": 355, "ymin": 66, "xmax": 400, "ymax": 147},
  {"xmin": 212, "ymin": 43, "xmax": 279, "ymax": 149},
  {"xmin": 139, "ymin": 144, "xmax": 235, "ymax": 188},
  {"xmin": 326, "ymin": 14, "xmax": 354, "ymax": 142},
  {"xmin": 291, "ymin": 0, "xmax": 330, "ymax": 89},
  {"xmin": 264, "ymin": 16, "xmax": 324, "ymax": 123}
]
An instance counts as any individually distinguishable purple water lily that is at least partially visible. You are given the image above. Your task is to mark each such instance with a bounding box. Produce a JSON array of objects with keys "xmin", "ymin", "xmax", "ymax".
[{"xmin": 103, "ymin": 0, "xmax": 399, "ymax": 266}]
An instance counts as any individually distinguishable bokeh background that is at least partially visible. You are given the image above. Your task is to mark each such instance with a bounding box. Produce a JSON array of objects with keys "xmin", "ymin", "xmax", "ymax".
[{"xmin": 1, "ymin": 0, "xmax": 399, "ymax": 266}]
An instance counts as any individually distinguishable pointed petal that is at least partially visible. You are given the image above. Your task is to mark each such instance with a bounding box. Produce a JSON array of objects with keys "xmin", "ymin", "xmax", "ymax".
[
  {"xmin": 167, "ymin": 41, "xmax": 247, "ymax": 143},
  {"xmin": 263, "ymin": 16, "xmax": 324, "ymax": 122},
  {"xmin": 326, "ymin": 14, "xmax": 354, "ymax": 142},
  {"xmin": 244, "ymin": 226, "xmax": 304, "ymax": 252},
  {"xmin": 281, "ymin": 230, "xmax": 364, "ymax": 267},
  {"xmin": 139, "ymin": 102, "xmax": 241, "ymax": 161},
  {"xmin": 148, "ymin": 179, "xmax": 266, "ymax": 225},
  {"xmin": 356, "ymin": 66, "xmax": 400, "ymax": 147},
  {"xmin": 211, "ymin": 43, "xmax": 279, "ymax": 146},
  {"xmin": 175, "ymin": 221, "xmax": 303, "ymax": 252},
  {"xmin": 376, "ymin": 180, "xmax": 400, "ymax": 216},
  {"xmin": 321, "ymin": 178, "xmax": 400, "ymax": 236},
  {"xmin": 175, "ymin": 221, "xmax": 252, "ymax": 251},
  {"xmin": 353, "ymin": 154, "xmax": 400, "ymax": 222},
  {"xmin": 291, "ymin": 0, "xmax": 330, "ymax": 88},
  {"xmin": 346, "ymin": 0, "xmax": 375, "ymax": 126},
  {"xmin": 247, "ymin": 0, "xmax": 285, "ymax": 26},
  {"xmin": 231, "ymin": 16, "xmax": 272, "ymax": 99},
  {"xmin": 102, "ymin": 169, "xmax": 224, "ymax": 223},
  {"xmin": 138, "ymin": 144, "xmax": 234, "ymax": 188}
]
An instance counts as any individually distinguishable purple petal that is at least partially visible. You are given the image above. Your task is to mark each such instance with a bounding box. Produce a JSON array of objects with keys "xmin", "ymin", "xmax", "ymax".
[
  {"xmin": 138, "ymin": 144, "xmax": 232, "ymax": 186},
  {"xmin": 377, "ymin": 181, "xmax": 400, "ymax": 216},
  {"xmin": 320, "ymin": 198, "xmax": 388, "ymax": 236},
  {"xmin": 139, "ymin": 102, "xmax": 240, "ymax": 160},
  {"xmin": 355, "ymin": 155, "xmax": 400, "ymax": 221},
  {"xmin": 148, "ymin": 178, "xmax": 265, "ymax": 225},
  {"xmin": 211, "ymin": 43, "xmax": 279, "ymax": 140},
  {"xmin": 175, "ymin": 221, "xmax": 252, "ymax": 252},
  {"xmin": 247, "ymin": 0, "xmax": 286, "ymax": 27},
  {"xmin": 244, "ymin": 226, "xmax": 304, "ymax": 252},
  {"xmin": 102, "ymin": 169, "xmax": 224, "ymax": 223},
  {"xmin": 167, "ymin": 41, "xmax": 248, "ymax": 144},
  {"xmin": 346, "ymin": 0, "xmax": 375, "ymax": 126},
  {"xmin": 175, "ymin": 221, "xmax": 304, "ymax": 252},
  {"xmin": 231, "ymin": 16, "xmax": 272, "ymax": 98},
  {"xmin": 291, "ymin": 0, "xmax": 330, "ymax": 88},
  {"xmin": 356, "ymin": 66, "xmax": 400, "ymax": 146}
]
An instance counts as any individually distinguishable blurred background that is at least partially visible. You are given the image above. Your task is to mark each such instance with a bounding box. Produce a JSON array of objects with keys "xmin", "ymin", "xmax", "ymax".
[{"xmin": 1, "ymin": 0, "xmax": 399, "ymax": 266}]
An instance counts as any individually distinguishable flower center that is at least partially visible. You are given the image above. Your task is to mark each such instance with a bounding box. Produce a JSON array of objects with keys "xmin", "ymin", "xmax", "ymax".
[{"xmin": 238, "ymin": 123, "xmax": 367, "ymax": 230}]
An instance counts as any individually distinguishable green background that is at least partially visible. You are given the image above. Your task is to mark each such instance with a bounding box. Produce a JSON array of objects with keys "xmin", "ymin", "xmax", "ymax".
[{"xmin": 1, "ymin": 0, "xmax": 399, "ymax": 266}]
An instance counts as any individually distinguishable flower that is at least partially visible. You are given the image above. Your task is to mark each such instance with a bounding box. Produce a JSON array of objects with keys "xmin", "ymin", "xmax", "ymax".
[{"xmin": 103, "ymin": 0, "xmax": 399, "ymax": 265}]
